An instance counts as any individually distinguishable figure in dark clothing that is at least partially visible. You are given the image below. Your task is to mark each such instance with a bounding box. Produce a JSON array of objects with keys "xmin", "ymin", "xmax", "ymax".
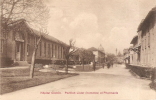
[
  {"xmin": 110, "ymin": 61, "xmax": 114, "ymax": 67},
  {"xmin": 151, "ymin": 68, "xmax": 156, "ymax": 83},
  {"xmin": 102, "ymin": 63, "xmax": 104, "ymax": 69},
  {"xmin": 93, "ymin": 61, "xmax": 96, "ymax": 71},
  {"xmin": 107, "ymin": 62, "xmax": 111, "ymax": 69},
  {"xmin": 150, "ymin": 67, "xmax": 156, "ymax": 89}
]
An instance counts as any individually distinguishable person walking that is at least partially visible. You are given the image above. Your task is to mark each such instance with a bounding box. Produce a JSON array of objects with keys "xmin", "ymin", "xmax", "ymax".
[
  {"xmin": 110, "ymin": 60, "xmax": 114, "ymax": 68},
  {"xmin": 150, "ymin": 67, "xmax": 156, "ymax": 89},
  {"xmin": 107, "ymin": 62, "xmax": 111, "ymax": 69},
  {"xmin": 102, "ymin": 63, "xmax": 104, "ymax": 69},
  {"xmin": 93, "ymin": 60, "xmax": 96, "ymax": 71}
]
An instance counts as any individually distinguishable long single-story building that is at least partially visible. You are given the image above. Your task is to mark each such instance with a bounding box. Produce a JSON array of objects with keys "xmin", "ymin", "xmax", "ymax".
[{"xmin": 1, "ymin": 19, "xmax": 68, "ymax": 67}]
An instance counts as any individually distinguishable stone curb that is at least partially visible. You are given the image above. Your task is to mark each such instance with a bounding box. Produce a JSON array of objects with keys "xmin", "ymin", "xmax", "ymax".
[{"xmin": 129, "ymin": 69, "xmax": 150, "ymax": 80}]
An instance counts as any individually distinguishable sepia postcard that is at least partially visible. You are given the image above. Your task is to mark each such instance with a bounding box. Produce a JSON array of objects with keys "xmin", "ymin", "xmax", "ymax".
[{"xmin": 0, "ymin": 0, "xmax": 156, "ymax": 100}]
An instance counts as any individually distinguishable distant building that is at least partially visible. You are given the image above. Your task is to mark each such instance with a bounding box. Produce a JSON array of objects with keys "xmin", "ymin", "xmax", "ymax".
[
  {"xmin": 115, "ymin": 52, "xmax": 124, "ymax": 64},
  {"xmin": 88, "ymin": 45, "xmax": 105, "ymax": 64},
  {"xmin": 70, "ymin": 48, "xmax": 95, "ymax": 65},
  {"xmin": 123, "ymin": 48, "xmax": 130, "ymax": 64}
]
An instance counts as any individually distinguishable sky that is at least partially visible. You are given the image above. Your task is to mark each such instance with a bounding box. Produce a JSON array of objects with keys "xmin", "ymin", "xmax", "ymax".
[{"xmin": 44, "ymin": 0, "xmax": 156, "ymax": 54}]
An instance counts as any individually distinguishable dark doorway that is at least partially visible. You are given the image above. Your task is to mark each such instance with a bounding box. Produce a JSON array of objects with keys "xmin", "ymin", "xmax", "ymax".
[{"xmin": 15, "ymin": 41, "xmax": 24, "ymax": 61}]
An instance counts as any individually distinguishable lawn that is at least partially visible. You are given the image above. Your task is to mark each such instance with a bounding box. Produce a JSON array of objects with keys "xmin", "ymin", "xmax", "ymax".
[{"xmin": 0, "ymin": 67, "xmax": 78, "ymax": 94}]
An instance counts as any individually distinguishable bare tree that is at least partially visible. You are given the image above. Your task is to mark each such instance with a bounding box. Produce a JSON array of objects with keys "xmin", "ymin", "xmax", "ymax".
[
  {"xmin": 1, "ymin": 0, "xmax": 49, "ymax": 29},
  {"xmin": 29, "ymin": 29, "xmax": 48, "ymax": 78},
  {"xmin": 63, "ymin": 39, "xmax": 78, "ymax": 74},
  {"xmin": 29, "ymin": 30, "xmax": 42, "ymax": 78},
  {"xmin": 1, "ymin": 0, "xmax": 50, "ymax": 78},
  {"xmin": 79, "ymin": 48, "xmax": 86, "ymax": 70}
]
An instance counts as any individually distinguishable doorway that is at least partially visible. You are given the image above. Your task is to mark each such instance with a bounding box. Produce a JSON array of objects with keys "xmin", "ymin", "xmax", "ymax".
[{"xmin": 16, "ymin": 41, "xmax": 24, "ymax": 61}]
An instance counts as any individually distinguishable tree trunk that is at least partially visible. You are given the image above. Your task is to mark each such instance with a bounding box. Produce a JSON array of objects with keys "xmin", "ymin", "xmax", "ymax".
[
  {"xmin": 82, "ymin": 59, "xmax": 84, "ymax": 70},
  {"xmin": 93, "ymin": 60, "xmax": 96, "ymax": 71},
  {"xmin": 29, "ymin": 48, "xmax": 37, "ymax": 78},
  {"xmin": 74, "ymin": 60, "xmax": 76, "ymax": 65},
  {"xmin": 65, "ymin": 59, "xmax": 68, "ymax": 74},
  {"xmin": 29, "ymin": 36, "xmax": 41, "ymax": 78}
]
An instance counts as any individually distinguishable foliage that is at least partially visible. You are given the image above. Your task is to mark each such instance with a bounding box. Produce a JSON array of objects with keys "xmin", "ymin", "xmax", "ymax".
[
  {"xmin": 106, "ymin": 53, "xmax": 116, "ymax": 63},
  {"xmin": 78, "ymin": 48, "xmax": 94, "ymax": 70},
  {"xmin": 79, "ymin": 48, "xmax": 94, "ymax": 63},
  {"xmin": 85, "ymin": 50, "xmax": 95, "ymax": 62}
]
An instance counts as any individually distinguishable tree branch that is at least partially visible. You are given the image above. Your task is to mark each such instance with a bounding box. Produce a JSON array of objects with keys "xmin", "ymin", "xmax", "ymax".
[{"xmin": 5, "ymin": 0, "xmax": 17, "ymax": 23}]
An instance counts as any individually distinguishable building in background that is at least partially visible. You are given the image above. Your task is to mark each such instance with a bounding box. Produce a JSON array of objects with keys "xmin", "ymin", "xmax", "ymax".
[
  {"xmin": 88, "ymin": 44, "xmax": 105, "ymax": 64},
  {"xmin": 123, "ymin": 48, "xmax": 130, "ymax": 64}
]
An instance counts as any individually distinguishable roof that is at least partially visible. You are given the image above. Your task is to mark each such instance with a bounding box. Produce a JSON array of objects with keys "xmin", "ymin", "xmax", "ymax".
[
  {"xmin": 98, "ymin": 44, "xmax": 104, "ymax": 52},
  {"xmin": 7, "ymin": 19, "xmax": 68, "ymax": 47},
  {"xmin": 130, "ymin": 35, "xmax": 138, "ymax": 44},
  {"xmin": 137, "ymin": 6, "xmax": 156, "ymax": 32},
  {"xmin": 30, "ymin": 29, "xmax": 66, "ymax": 46},
  {"xmin": 129, "ymin": 46, "xmax": 133, "ymax": 50},
  {"xmin": 123, "ymin": 49, "xmax": 129, "ymax": 55},
  {"xmin": 88, "ymin": 47, "xmax": 98, "ymax": 51},
  {"xmin": 88, "ymin": 47, "xmax": 105, "ymax": 54},
  {"xmin": 71, "ymin": 49, "xmax": 80, "ymax": 55}
]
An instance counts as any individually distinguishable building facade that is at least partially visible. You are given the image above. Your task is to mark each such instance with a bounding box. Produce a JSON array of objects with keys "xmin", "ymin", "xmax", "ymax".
[
  {"xmin": 138, "ymin": 6, "xmax": 156, "ymax": 68},
  {"xmin": 88, "ymin": 45, "xmax": 105, "ymax": 64},
  {"xmin": 123, "ymin": 48, "xmax": 130, "ymax": 64},
  {"xmin": 0, "ymin": 19, "xmax": 67, "ymax": 66},
  {"xmin": 127, "ymin": 6, "xmax": 156, "ymax": 77},
  {"xmin": 130, "ymin": 36, "xmax": 141, "ymax": 65}
]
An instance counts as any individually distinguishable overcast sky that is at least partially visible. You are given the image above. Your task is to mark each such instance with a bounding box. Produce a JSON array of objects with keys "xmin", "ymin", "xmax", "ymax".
[{"xmin": 45, "ymin": 0, "xmax": 156, "ymax": 54}]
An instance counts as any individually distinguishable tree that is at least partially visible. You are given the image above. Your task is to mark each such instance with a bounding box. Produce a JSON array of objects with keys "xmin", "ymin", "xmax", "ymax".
[
  {"xmin": 79, "ymin": 49, "xmax": 94, "ymax": 70},
  {"xmin": 29, "ymin": 30, "xmax": 42, "ymax": 78},
  {"xmin": 79, "ymin": 48, "xmax": 87, "ymax": 70},
  {"xmin": 1, "ymin": 0, "xmax": 49, "ymax": 30},
  {"xmin": 29, "ymin": 29, "xmax": 48, "ymax": 78},
  {"xmin": 85, "ymin": 50, "xmax": 95, "ymax": 64},
  {"xmin": 1, "ymin": 0, "xmax": 50, "ymax": 78},
  {"xmin": 106, "ymin": 53, "xmax": 116, "ymax": 63},
  {"xmin": 63, "ymin": 39, "xmax": 78, "ymax": 74}
]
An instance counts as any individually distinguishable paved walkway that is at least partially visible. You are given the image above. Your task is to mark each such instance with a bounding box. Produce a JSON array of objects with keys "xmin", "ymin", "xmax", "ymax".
[
  {"xmin": 1, "ymin": 64, "xmax": 155, "ymax": 100},
  {"xmin": 0, "ymin": 66, "xmax": 29, "ymax": 70}
]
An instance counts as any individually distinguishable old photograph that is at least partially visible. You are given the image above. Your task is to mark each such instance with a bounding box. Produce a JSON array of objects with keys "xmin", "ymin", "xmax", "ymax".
[{"xmin": 0, "ymin": 0, "xmax": 156, "ymax": 100}]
